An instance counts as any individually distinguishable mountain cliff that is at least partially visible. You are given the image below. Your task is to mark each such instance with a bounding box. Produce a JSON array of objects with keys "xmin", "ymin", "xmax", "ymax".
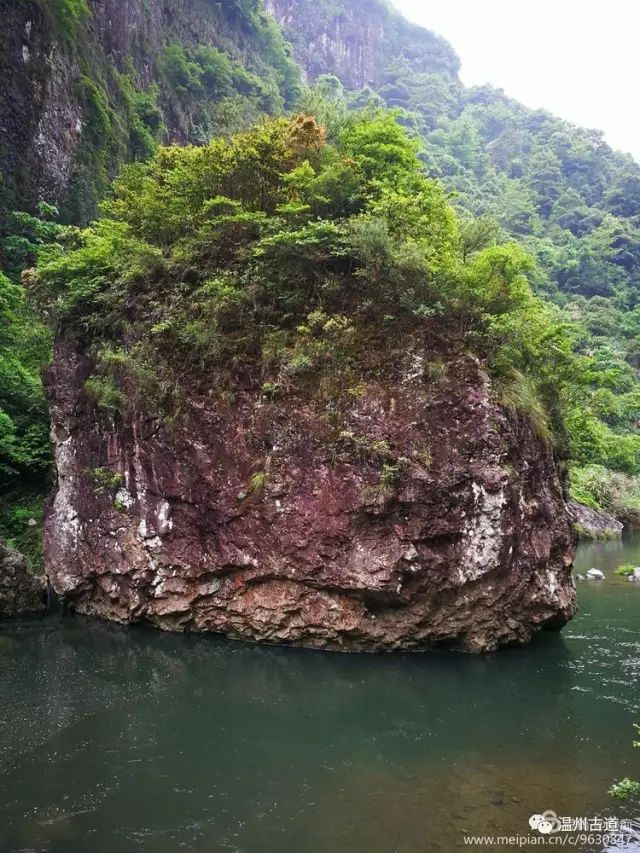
[
  {"xmin": 1, "ymin": 0, "xmax": 299, "ymax": 224},
  {"xmin": 45, "ymin": 339, "xmax": 575, "ymax": 651},
  {"xmin": 264, "ymin": 0, "xmax": 459, "ymax": 88}
]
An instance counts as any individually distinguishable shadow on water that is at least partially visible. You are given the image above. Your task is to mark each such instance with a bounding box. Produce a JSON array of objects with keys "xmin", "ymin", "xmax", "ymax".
[{"xmin": 1, "ymin": 539, "xmax": 640, "ymax": 852}]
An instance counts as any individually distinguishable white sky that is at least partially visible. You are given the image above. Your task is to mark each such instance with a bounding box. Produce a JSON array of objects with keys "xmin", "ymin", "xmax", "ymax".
[{"xmin": 392, "ymin": 0, "xmax": 640, "ymax": 161}]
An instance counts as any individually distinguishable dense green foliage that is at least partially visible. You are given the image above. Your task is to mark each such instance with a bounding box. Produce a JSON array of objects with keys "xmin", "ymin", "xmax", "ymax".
[
  {"xmin": 0, "ymin": 205, "xmax": 62, "ymax": 485},
  {"xmin": 158, "ymin": 40, "xmax": 295, "ymax": 145},
  {"xmin": 0, "ymin": 205, "xmax": 71, "ymax": 566},
  {"xmin": 19, "ymin": 0, "xmax": 301, "ymax": 229},
  {"xmin": 0, "ymin": 494, "xmax": 45, "ymax": 572},
  {"xmin": 364, "ymin": 59, "xmax": 640, "ymax": 308},
  {"xmin": 0, "ymin": 255, "xmax": 51, "ymax": 567},
  {"xmin": 569, "ymin": 464, "xmax": 640, "ymax": 524},
  {"xmin": 297, "ymin": 73, "xmax": 640, "ymax": 508},
  {"xmin": 36, "ymin": 0, "xmax": 90, "ymax": 44},
  {"xmin": 33, "ymin": 113, "xmax": 576, "ymax": 443},
  {"xmin": 0, "ymin": 271, "xmax": 51, "ymax": 483}
]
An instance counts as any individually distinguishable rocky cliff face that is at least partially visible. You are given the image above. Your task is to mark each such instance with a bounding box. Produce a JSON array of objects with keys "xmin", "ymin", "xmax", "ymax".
[
  {"xmin": 1, "ymin": 0, "xmax": 458, "ymax": 219},
  {"xmin": 44, "ymin": 340, "xmax": 576, "ymax": 652},
  {"xmin": 265, "ymin": 0, "xmax": 460, "ymax": 88},
  {"xmin": 1, "ymin": 0, "xmax": 150, "ymax": 212},
  {"xmin": 568, "ymin": 501, "xmax": 624, "ymax": 541},
  {"xmin": 0, "ymin": 0, "xmax": 297, "ymax": 220}
]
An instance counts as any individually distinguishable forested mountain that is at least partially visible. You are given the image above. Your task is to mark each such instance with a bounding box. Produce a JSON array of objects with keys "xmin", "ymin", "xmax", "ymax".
[
  {"xmin": 2, "ymin": 0, "xmax": 640, "ymax": 564},
  {"xmin": 269, "ymin": 0, "xmax": 640, "ymax": 521},
  {"xmin": 1, "ymin": 0, "xmax": 300, "ymax": 227},
  {"xmin": 270, "ymin": 0, "xmax": 640, "ymax": 307}
]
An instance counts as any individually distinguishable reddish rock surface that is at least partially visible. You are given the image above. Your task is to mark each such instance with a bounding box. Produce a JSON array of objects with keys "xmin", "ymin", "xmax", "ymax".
[{"xmin": 44, "ymin": 340, "xmax": 576, "ymax": 652}]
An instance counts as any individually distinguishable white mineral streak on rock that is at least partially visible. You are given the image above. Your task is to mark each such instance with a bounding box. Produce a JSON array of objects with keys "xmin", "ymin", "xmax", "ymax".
[
  {"xmin": 115, "ymin": 487, "xmax": 134, "ymax": 510},
  {"xmin": 403, "ymin": 544, "xmax": 420, "ymax": 563},
  {"xmin": 132, "ymin": 428, "xmax": 153, "ymax": 541},
  {"xmin": 157, "ymin": 500, "xmax": 173, "ymax": 534},
  {"xmin": 151, "ymin": 565, "xmax": 189, "ymax": 598},
  {"xmin": 50, "ymin": 423, "xmax": 81, "ymax": 592},
  {"xmin": 403, "ymin": 353, "xmax": 425, "ymax": 384},
  {"xmin": 460, "ymin": 482, "xmax": 507, "ymax": 582}
]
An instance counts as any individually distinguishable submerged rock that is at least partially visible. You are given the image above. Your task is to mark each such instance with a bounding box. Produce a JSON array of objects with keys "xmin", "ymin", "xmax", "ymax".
[
  {"xmin": 568, "ymin": 502, "xmax": 623, "ymax": 541},
  {"xmin": 586, "ymin": 569, "xmax": 606, "ymax": 581},
  {"xmin": 44, "ymin": 342, "xmax": 576, "ymax": 653},
  {"xmin": 0, "ymin": 539, "xmax": 45, "ymax": 618}
]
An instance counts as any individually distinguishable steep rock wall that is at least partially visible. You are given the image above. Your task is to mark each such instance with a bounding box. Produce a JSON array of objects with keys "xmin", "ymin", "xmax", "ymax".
[
  {"xmin": 265, "ymin": 0, "xmax": 460, "ymax": 88},
  {"xmin": 44, "ymin": 341, "xmax": 576, "ymax": 652},
  {"xmin": 1, "ymin": 0, "xmax": 459, "ymax": 219},
  {"xmin": 0, "ymin": 0, "xmax": 298, "ymax": 219}
]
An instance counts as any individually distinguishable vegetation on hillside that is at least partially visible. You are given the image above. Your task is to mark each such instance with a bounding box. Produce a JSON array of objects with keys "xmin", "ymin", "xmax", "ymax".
[
  {"xmin": 0, "ymin": 207, "xmax": 56, "ymax": 567},
  {"xmin": 0, "ymin": 267, "xmax": 51, "ymax": 485},
  {"xmin": 0, "ymin": 0, "xmax": 301, "ymax": 232},
  {"xmin": 299, "ymin": 72, "xmax": 640, "ymax": 515},
  {"xmin": 29, "ymin": 112, "xmax": 582, "ymax": 457}
]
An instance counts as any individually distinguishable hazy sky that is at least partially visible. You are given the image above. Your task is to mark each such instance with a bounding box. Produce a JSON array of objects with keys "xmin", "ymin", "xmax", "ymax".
[{"xmin": 392, "ymin": 0, "xmax": 639, "ymax": 161}]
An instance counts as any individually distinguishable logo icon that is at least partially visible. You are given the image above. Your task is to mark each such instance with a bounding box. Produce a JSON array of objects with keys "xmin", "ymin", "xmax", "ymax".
[{"xmin": 529, "ymin": 811, "xmax": 561, "ymax": 835}]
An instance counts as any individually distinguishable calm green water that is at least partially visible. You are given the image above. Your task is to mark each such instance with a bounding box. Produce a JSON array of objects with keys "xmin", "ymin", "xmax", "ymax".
[{"xmin": 1, "ymin": 539, "xmax": 640, "ymax": 853}]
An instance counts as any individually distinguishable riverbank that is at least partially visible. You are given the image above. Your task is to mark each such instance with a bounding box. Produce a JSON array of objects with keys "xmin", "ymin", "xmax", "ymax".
[{"xmin": 569, "ymin": 501, "xmax": 624, "ymax": 541}]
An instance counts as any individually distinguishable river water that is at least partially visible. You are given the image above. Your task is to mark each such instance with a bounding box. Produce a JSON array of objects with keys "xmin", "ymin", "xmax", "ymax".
[{"xmin": 1, "ymin": 538, "xmax": 640, "ymax": 853}]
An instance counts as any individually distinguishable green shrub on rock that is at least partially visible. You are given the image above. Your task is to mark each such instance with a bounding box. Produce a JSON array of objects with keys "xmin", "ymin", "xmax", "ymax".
[{"xmin": 33, "ymin": 111, "xmax": 583, "ymax": 444}]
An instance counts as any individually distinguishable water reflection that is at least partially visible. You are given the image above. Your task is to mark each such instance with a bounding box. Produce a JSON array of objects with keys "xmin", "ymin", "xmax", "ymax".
[
  {"xmin": 575, "ymin": 532, "xmax": 640, "ymax": 576},
  {"xmin": 0, "ymin": 541, "xmax": 639, "ymax": 852}
]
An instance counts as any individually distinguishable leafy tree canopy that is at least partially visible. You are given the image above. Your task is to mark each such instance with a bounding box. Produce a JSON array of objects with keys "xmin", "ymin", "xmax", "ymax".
[{"xmin": 32, "ymin": 112, "xmax": 578, "ymax": 449}]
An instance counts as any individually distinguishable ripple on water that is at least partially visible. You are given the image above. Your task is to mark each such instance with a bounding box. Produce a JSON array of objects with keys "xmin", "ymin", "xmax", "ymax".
[{"xmin": 0, "ymin": 541, "xmax": 640, "ymax": 852}]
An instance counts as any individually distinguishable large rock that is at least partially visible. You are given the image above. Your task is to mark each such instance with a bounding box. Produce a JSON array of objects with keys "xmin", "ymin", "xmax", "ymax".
[
  {"xmin": 44, "ymin": 342, "xmax": 576, "ymax": 653},
  {"xmin": 568, "ymin": 501, "xmax": 623, "ymax": 541},
  {"xmin": 0, "ymin": 539, "xmax": 45, "ymax": 618},
  {"xmin": 586, "ymin": 569, "xmax": 606, "ymax": 581}
]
